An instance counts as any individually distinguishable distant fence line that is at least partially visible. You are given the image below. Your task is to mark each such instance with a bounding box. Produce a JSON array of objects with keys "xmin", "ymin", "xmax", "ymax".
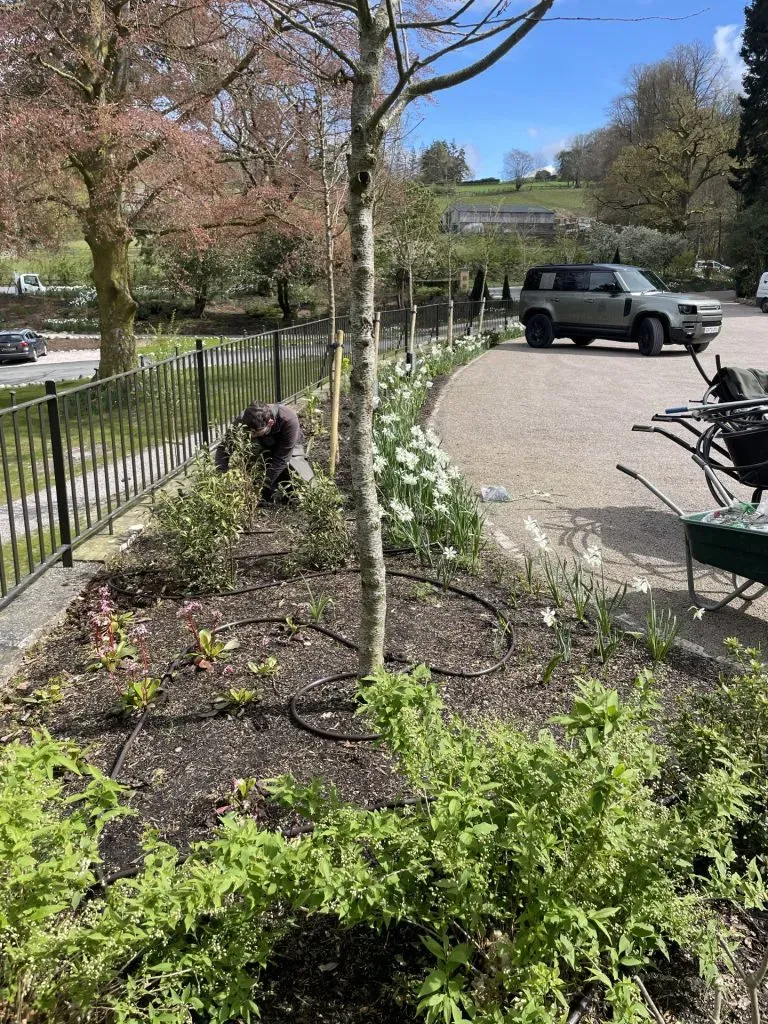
[{"xmin": 0, "ymin": 298, "xmax": 518, "ymax": 609}]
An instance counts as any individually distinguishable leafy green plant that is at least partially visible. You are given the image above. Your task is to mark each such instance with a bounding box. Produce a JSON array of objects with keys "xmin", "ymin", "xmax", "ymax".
[
  {"xmin": 213, "ymin": 688, "xmax": 261, "ymax": 713},
  {"xmin": 178, "ymin": 602, "xmax": 239, "ymax": 667},
  {"xmin": 670, "ymin": 640, "xmax": 768, "ymax": 860},
  {"xmin": 305, "ymin": 585, "xmax": 335, "ymax": 622},
  {"xmin": 226, "ymin": 422, "xmax": 267, "ymax": 530},
  {"xmin": 248, "ymin": 656, "xmax": 280, "ymax": 679},
  {"xmin": 0, "ymin": 736, "xmax": 292, "ymax": 1023},
  {"xmin": 541, "ymin": 551, "xmax": 566, "ymax": 608},
  {"xmin": 642, "ymin": 586, "xmax": 684, "ymax": 663},
  {"xmin": 153, "ymin": 451, "xmax": 245, "ymax": 591},
  {"xmin": 294, "ymin": 470, "xmax": 350, "ymax": 569},
  {"xmin": 121, "ymin": 676, "xmax": 162, "ymax": 711},
  {"xmin": 269, "ymin": 667, "xmax": 759, "ymax": 1024},
  {"xmin": 410, "ymin": 581, "xmax": 441, "ymax": 606},
  {"xmin": 88, "ymin": 586, "xmax": 137, "ymax": 672},
  {"xmin": 565, "ymin": 559, "xmax": 593, "ymax": 622},
  {"xmin": 15, "ymin": 680, "xmax": 67, "ymax": 708},
  {"xmin": 595, "ymin": 624, "xmax": 624, "ymax": 665}
]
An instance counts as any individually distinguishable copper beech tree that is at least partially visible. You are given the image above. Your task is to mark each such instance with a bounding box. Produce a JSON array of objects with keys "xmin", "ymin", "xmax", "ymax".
[
  {"xmin": 0, "ymin": 0, "xmax": 274, "ymax": 376},
  {"xmin": 247, "ymin": 0, "xmax": 555, "ymax": 674}
]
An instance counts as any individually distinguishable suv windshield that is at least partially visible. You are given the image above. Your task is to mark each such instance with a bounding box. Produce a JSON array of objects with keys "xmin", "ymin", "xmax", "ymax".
[{"xmin": 618, "ymin": 268, "xmax": 668, "ymax": 293}]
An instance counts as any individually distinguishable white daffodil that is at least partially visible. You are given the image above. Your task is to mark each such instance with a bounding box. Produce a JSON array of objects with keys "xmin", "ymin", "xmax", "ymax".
[
  {"xmin": 442, "ymin": 546, "xmax": 458, "ymax": 561},
  {"xmin": 688, "ymin": 606, "xmax": 706, "ymax": 620},
  {"xmin": 421, "ymin": 468, "xmax": 437, "ymax": 483},
  {"xmin": 583, "ymin": 544, "xmax": 602, "ymax": 570},
  {"xmin": 630, "ymin": 576, "xmax": 651, "ymax": 594},
  {"xmin": 541, "ymin": 607, "xmax": 557, "ymax": 628},
  {"xmin": 402, "ymin": 473, "xmax": 418, "ymax": 485},
  {"xmin": 524, "ymin": 516, "xmax": 539, "ymax": 534},
  {"xmin": 373, "ymin": 457, "xmax": 385, "ymax": 473}
]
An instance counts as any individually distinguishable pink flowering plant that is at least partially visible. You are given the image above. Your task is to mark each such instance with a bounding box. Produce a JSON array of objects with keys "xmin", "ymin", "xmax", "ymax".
[{"xmin": 177, "ymin": 602, "xmax": 239, "ymax": 668}]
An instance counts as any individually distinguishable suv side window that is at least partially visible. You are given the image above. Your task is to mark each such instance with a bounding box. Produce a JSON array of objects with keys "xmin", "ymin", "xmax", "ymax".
[
  {"xmin": 589, "ymin": 271, "xmax": 620, "ymax": 293},
  {"xmin": 553, "ymin": 269, "xmax": 588, "ymax": 292},
  {"xmin": 523, "ymin": 269, "xmax": 542, "ymax": 290}
]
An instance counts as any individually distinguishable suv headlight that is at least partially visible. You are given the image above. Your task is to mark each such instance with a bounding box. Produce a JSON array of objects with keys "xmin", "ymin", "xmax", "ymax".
[{"xmin": 678, "ymin": 303, "xmax": 697, "ymax": 315}]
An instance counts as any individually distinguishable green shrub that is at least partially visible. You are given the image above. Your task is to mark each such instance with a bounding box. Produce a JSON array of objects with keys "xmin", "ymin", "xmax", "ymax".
[
  {"xmin": 152, "ymin": 450, "xmax": 245, "ymax": 590},
  {"xmin": 0, "ymin": 733, "xmax": 292, "ymax": 1023},
  {"xmin": 271, "ymin": 667, "xmax": 760, "ymax": 1023},
  {"xmin": 294, "ymin": 469, "xmax": 350, "ymax": 569},
  {"xmin": 670, "ymin": 639, "xmax": 768, "ymax": 860}
]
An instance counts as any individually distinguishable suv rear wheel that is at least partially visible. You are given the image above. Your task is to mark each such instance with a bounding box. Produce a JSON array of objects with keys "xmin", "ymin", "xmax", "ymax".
[
  {"xmin": 637, "ymin": 317, "xmax": 664, "ymax": 357},
  {"xmin": 525, "ymin": 313, "xmax": 554, "ymax": 348},
  {"xmin": 571, "ymin": 337, "xmax": 594, "ymax": 347}
]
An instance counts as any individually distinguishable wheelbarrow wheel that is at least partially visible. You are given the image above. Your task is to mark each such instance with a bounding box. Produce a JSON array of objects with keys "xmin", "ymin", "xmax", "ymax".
[{"xmin": 637, "ymin": 317, "xmax": 664, "ymax": 356}]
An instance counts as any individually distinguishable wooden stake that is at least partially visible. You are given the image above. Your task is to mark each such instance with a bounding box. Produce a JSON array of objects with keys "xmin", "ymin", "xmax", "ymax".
[
  {"xmin": 373, "ymin": 312, "xmax": 381, "ymax": 407},
  {"xmin": 407, "ymin": 304, "xmax": 417, "ymax": 374},
  {"xmin": 329, "ymin": 329, "xmax": 344, "ymax": 476},
  {"xmin": 447, "ymin": 299, "xmax": 454, "ymax": 349}
]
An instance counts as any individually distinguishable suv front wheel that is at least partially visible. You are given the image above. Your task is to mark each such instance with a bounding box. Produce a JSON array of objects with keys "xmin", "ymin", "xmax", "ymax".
[
  {"xmin": 637, "ymin": 317, "xmax": 665, "ymax": 357},
  {"xmin": 525, "ymin": 313, "xmax": 554, "ymax": 348}
]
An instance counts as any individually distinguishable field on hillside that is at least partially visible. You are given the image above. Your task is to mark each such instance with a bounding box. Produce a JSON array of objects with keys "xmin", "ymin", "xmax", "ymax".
[{"xmin": 433, "ymin": 179, "xmax": 588, "ymax": 214}]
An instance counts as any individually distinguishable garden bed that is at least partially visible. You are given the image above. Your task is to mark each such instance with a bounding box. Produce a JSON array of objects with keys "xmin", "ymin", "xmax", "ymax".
[{"xmin": 2, "ymin": 338, "xmax": 768, "ymax": 1024}]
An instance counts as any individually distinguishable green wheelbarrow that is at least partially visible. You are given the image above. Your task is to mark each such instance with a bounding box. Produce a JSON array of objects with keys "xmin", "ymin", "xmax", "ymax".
[{"xmin": 617, "ymin": 462, "xmax": 768, "ymax": 611}]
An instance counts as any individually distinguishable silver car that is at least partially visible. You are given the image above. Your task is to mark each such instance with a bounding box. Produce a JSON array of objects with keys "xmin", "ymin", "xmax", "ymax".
[{"xmin": 518, "ymin": 264, "xmax": 722, "ymax": 356}]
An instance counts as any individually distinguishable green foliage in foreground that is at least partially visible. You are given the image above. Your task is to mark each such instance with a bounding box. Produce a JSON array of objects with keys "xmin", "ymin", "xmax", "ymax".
[{"xmin": 2, "ymin": 666, "xmax": 766, "ymax": 1023}]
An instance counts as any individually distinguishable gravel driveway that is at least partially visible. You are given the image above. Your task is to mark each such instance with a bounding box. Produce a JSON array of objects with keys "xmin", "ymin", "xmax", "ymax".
[{"xmin": 432, "ymin": 298, "xmax": 768, "ymax": 657}]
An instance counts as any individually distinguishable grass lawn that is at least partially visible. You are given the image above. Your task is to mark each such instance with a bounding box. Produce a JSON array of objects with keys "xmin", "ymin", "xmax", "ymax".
[{"xmin": 433, "ymin": 180, "xmax": 588, "ymax": 215}]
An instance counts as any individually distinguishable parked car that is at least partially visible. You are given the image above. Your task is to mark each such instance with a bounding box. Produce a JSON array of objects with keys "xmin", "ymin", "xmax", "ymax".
[
  {"xmin": 757, "ymin": 272, "xmax": 768, "ymax": 313},
  {"xmin": 0, "ymin": 273, "xmax": 47, "ymax": 296},
  {"xmin": 518, "ymin": 263, "xmax": 723, "ymax": 356},
  {"xmin": 693, "ymin": 259, "xmax": 732, "ymax": 277},
  {"xmin": 0, "ymin": 329, "xmax": 49, "ymax": 362}
]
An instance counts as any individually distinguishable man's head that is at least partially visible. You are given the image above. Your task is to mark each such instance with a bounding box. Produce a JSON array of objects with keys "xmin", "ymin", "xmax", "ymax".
[{"xmin": 240, "ymin": 403, "xmax": 275, "ymax": 438}]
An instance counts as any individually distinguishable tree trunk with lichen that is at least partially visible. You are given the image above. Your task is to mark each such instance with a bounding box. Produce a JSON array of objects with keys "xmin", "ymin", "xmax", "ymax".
[
  {"xmin": 347, "ymin": 25, "xmax": 387, "ymax": 677},
  {"xmin": 83, "ymin": 180, "xmax": 138, "ymax": 378}
]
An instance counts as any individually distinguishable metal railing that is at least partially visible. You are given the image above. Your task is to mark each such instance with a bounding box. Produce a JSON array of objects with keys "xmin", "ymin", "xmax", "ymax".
[{"xmin": 0, "ymin": 298, "xmax": 518, "ymax": 608}]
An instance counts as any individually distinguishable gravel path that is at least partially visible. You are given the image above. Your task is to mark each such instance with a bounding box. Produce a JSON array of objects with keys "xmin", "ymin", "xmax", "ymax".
[{"xmin": 432, "ymin": 299, "xmax": 768, "ymax": 658}]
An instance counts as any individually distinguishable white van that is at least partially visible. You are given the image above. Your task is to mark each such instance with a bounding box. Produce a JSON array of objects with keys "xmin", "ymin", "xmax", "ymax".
[
  {"xmin": 0, "ymin": 273, "xmax": 47, "ymax": 296},
  {"xmin": 757, "ymin": 272, "xmax": 768, "ymax": 313}
]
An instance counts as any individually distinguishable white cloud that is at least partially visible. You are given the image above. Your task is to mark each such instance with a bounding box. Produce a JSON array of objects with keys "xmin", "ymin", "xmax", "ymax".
[
  {"xmin": 714, "ymin": 24, "xmax": 746, "ymax": 92},
  {"xmin": 527, "ymin": 127, "xmax": 539, "ymax": 139}
]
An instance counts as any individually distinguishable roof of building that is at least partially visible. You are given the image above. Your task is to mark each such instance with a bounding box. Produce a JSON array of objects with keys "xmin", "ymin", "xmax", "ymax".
[{"xmin": 447, "ymin": 202, "xmax": 556, "ymax": 215}]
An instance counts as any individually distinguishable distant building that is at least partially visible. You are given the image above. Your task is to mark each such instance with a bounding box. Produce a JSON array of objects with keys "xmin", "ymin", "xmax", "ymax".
[{"xmin": 441, "ymin": 202, "xmax": 556, "ymax": 237}]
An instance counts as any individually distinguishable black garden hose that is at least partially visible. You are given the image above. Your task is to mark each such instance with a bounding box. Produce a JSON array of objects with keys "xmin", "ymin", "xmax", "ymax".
[{"xmin": 106, "ymin": 565, "xmax": 514, "ymax": 753}]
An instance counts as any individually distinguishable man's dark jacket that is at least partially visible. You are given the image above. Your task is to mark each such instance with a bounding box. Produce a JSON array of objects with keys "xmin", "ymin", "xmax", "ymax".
[{"xmin": 214, "ymin": 404, "xmax": 305, "ymax": 497}]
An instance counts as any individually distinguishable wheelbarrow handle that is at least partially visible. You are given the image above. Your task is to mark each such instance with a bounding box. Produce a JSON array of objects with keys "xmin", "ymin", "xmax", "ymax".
[{"xmin": 616, "ymin": 464, "xmax": 685, "ymax": 516}]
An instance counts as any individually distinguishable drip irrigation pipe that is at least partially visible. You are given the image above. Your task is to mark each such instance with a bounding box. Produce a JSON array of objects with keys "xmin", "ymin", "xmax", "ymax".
[{"xmin": 107, "ymin": 566, "xmax": 513, "ymax": 751}]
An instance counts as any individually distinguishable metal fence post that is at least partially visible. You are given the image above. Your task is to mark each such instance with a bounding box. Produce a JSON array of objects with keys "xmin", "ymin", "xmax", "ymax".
[
  {"xmin": 195, "ymin": 338, "xmax": 210, "ymax": 445},
  {"xmin": 45, "ymin": 380, "xmax": 73, "ymax": 568},
  {"xmin": 272, "ymin": 330, "xmax": 283, "ymax": 402}
]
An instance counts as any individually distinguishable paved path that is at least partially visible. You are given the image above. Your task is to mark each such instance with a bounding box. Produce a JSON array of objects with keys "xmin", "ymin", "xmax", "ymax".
[
  {"xmin": 0, "ymin": 356, "xmax": 99, "ymax": 386},
  {"xmin": 433, "ymin": 299, "xmax": 768, "ymax": 656}
]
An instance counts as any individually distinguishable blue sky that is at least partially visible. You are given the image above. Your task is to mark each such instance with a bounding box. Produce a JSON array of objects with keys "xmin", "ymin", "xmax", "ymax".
[{"xmin": 410, "ymin": 0, "xmax": 747, "ymax": 177}]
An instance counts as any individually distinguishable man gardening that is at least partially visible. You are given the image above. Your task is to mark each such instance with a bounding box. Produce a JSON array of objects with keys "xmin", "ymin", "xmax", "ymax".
[{"xmin": 214, "ymin": 402, "xmax": 314, "ymax": 502}]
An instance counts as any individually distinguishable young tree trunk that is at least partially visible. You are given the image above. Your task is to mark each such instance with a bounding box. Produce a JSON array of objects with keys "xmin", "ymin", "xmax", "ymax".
[
  {"xmin": 276, "ymin": 278, "xmax": 292, "ymax": 319},
  {"xmin": 84, "ymin": 191, "xmax": 138, "ymax": 379},
  {"xmin": 192, "ymin": 280, "xmax": 208, "ymax": 318},
  {"xmin": 347, "ymin": 31, "xmax": 387, "ymax": 677},
  {"xmin": 318, "ymin": 111, "xmax": 338, "ymax": 346}
]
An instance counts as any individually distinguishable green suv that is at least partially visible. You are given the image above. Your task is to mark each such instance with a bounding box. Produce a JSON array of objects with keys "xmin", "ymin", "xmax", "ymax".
[{"xmin": 519, "ymin": 263, "xmax": 723, "ymax": 356}]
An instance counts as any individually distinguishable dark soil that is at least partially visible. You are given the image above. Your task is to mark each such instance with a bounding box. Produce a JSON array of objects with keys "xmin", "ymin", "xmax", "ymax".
[{"xmin": 0, "ymin": 391, "xmax": 749, "ymax": 1024}]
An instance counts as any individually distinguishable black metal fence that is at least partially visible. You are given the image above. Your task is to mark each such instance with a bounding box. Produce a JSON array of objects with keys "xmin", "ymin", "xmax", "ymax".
[{"xmin": 0, "ymin": 299, "xmax": 518, "ymax": 608}]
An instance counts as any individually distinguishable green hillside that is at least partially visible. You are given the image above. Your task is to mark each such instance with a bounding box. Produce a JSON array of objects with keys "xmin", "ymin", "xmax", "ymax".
[{"xmin": 433, "ymin": 180, "xmax": 588, "ymax": 215}]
